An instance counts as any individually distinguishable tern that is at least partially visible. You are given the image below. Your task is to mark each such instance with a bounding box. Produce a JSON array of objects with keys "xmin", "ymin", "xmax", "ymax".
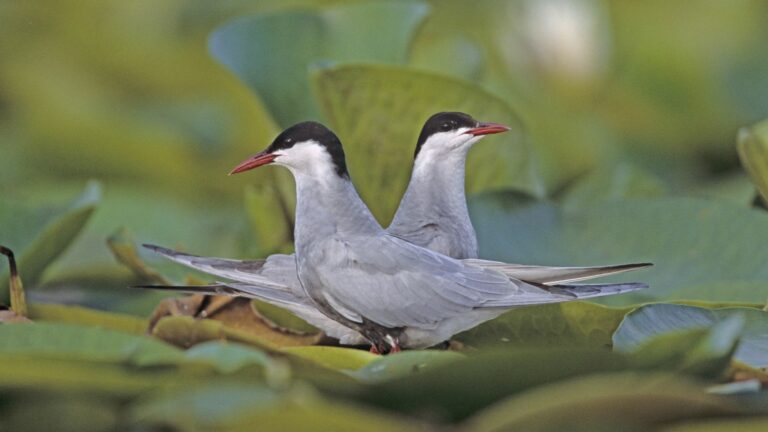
[
  {"xmin": 144, "ymin": 112, "xmax": 511, "ymax": 342},
  {"xmin": 143, "ymin": 121, "xmax": 650, "ymax": 353}
]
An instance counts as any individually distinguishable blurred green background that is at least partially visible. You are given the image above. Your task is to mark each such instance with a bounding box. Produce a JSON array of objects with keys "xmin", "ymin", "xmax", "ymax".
[
  {"xmin": 2, "ymin": 0, "xmax": 768, "ymax": 313},
  {"xmin": 4, "ymin": 2, "xmax": 768, "ymax": 431}
]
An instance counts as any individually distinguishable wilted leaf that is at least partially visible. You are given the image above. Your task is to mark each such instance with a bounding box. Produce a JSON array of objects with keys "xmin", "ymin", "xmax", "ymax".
[
  {"xmin": 209, "ymin": 1, "xmax": 429, "ymax": 127},
  {"xmin": 456, "ymin": 302, "xmax": 633, "ymax": 349},
  {"xmin": 466, "ymin": 372, "xmax": 739, "ymax": 432},
  {"xmin": 614, "ymin": 304, "xmax": 768, "ymax": 369},
  {"xmin": 0, "ymin": 182, "xmax": 100, "ymax": 298},
  {"xmin": 313, "ymin": 63, "xmax": 541, "ymax": 221},
  {"xmin": 471, "ymin": 194, "xmax": 768, "ymax": 304},
  {"xmin": 151, "ymin": 315, "xmax": 277, "ymax": 352}
]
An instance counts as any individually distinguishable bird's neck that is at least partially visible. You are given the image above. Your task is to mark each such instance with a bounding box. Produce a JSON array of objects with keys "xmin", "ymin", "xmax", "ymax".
[
  {"xmin": 293, "ymin": 170, "xmax": 383, "ymax": 247},
  {"xmin": 389, "ymin": 150, "xmax": 475, "ymax": 245}
]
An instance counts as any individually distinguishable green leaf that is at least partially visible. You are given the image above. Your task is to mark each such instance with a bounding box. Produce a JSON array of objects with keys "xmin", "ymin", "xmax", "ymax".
[
  {"xmin": 106, "ymin": 227, "xmax": 171, "ymax": 284},
  {"xmin": 184, "ymin": 341, "xmax": 275, "ymax": 374},
  {"xmin": 456, "ymin": 302, "xmax": 633, "ymax": 349},
  {"xmin": 350, "ymin": 350, "xmax": 464, "ymax": 383},
  {"xmin": 313, "ymin": 63, "xmax": 542, "ymax": 221},
  {"xmin": 466, "ymin": 372, "xmax": 739, "ymax": 432},
  {"xmin": 663, "ymin": 418, "xmax": 768, "ymax": 432},
  {"xmin": 281, "ymin": 346, "xmax": 377, "ymax": 371},
  {"xmin": 470, "ymin": 194, "xmax": 768, "ymax": 304},
  {"xmin": 560, "ymin": 164, "xmax": 666, "ymax": 208},
  {"xmin": 28, "ymin": 303, "xmax": 147, "ymax": 335},
  {"xmin": 209, "ymin": 1, "xmax": 429, "ymax": 127},
  {"xmin": 614, "ymin": 304, "xmax": 768, "ymax": 369},
  {"xmin": 351, "ymin": 348, "xmax": 631, "ymax": 422},
  {"xmin": 737, "ymin": 119, "xmax": 768, "ymax": 203},
  {"xmin": 0, "ymin": 322, "xmax": 183, "ymax": 366},
  {"xmin": 253, "ymin": 300, "xmax": 319, "ymax": 334},
  {"xmin": 0, "ymin": 182, "xmax": 100, "ymax": 298}
]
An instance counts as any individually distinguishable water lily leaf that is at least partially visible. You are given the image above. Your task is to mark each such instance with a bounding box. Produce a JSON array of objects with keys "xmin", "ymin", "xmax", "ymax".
[
  {"xmin": 184, "ymin": 341, "xmax": 274, "ymax": 374},
  {"xmin": 737, "ymin": 119, "xmax": 768, "ymax": 203},
  {"xmin": 0, "ymin": 393, "xmax": 119, "ymax": 432},
  {"xmin": 560, "ymin": 164, "xmax": 666, "ymax": 208},
  {"xmin": 129, "ymin": 382, "xmax": 284, "ymax": 431},
  {"xmin": 0, "ymin": 182, "xmax": 100, "ymax": 298},
  {"xmin": 466, "ymin": 372, "xmax": 740, "ymax": 432},
  {"xmin": 28, "ymin": 303, "xmax": 147, "ymax": 335},
  {"xmin": 281, "ymin": 346, "xmax": 377, "ymax": 372},
  {"xmin": 624, "ymin": 316, "xmax": 743, "ymax": 378},
  {"xmin": 209, "ymin": 1, "xmax": 429, "ymax": 127},
  {"xmin": 613, "ymin": 304, "xmax": 768, "ymax": 369},
  {"xmin": 663, "ymin": 418, "xmax": 768, "ymax": 432},
  {"xmin": 350, "ymin": 348, "xmax": 631, "ymax": 422},
  {"xmin": 456, "ymin": 302, "xmax": 633, "ymax": 349},
  {"xmin": 470, "ymin": 193, "xmax": 768, "ymax": 304},
  {"xmin": 350, "ymin": 350, "xmax": 464, "ymax": 383},
  {"xmin": 312, "ymin": 63, "xmax": 541, "ymax": 221},
  {"xmin": 0, "ymin": 322, "xmax": 183, "ymax": 366}
]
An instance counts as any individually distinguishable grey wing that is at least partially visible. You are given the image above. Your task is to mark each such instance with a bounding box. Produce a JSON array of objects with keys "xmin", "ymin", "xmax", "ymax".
[
  {"xmin": 308, "ymin": 235, "xmax": 532, "ymax": 329},
  {"xmin": 143, "ymin": 244, "xmax": 300, "ymax": 292},
  {"xmin": 463, "ymin": 259, "xmax": 652, "ymax": 284}
]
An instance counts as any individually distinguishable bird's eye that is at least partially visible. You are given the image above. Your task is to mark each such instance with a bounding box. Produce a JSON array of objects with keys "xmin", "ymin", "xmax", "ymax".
[{"xmin": 441, "ymin": 123, "xmax": 451, "ymax": 131}]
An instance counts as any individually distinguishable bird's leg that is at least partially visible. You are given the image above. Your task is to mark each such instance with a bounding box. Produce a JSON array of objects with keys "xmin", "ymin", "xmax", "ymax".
[
  {"xmin": 369, "ymin": 345, "xmax": 381, "ymax": 355},
  {"xmin": 385, "ymin": 334, "xmax": 402, "ymax": 354}
]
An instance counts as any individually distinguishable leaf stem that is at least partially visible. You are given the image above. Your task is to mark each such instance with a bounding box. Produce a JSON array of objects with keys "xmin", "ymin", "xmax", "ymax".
[{"xmin": 0, "ymin": 246, "xmax": 27, "ymax": 317}]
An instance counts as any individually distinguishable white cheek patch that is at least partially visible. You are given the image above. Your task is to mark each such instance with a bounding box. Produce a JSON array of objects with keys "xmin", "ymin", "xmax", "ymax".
[{"xmin": 275, "ymin": 141, "xmax": 337, "ymax": 177}]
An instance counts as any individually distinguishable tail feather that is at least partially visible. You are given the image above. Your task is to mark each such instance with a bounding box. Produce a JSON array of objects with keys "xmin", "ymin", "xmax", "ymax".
[
  {"xmin": 483, "ymin": 281, "xmax": 648, "ymax": 307},
  {"xmin": 465, "ymin": 259, "xmax": 652, "ymax": 284},
  {"xmin": 142, "ymin": 244, "xmax": 289, "ymax": 289}
]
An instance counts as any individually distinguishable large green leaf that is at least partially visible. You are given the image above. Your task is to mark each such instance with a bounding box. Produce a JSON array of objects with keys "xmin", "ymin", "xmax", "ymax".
[
  {"xmin": 350, "ymin": 350, "xmax": 464, "ymax": 383},
  {"xmin": 0, "ymin": 322, "xmax": 183, "ymax": 366},
  {"xmin": 28, "ymin": 303, "xmax": 147, "ymax": 335},
  {"xmin": 466, "ymin": 372, "xmax": 740, "ymax": 432},
  {"xmin": 470, "ymin": 193, "xmax": 768, "ymax": 304},
  {"xmin": 614, "ymin": 304, "xmax": 768, "ymax": 369},
  {"xmin": 348, "ymin": 348, "xmax": 631, "ymax": 422},
  {"xmin": 456, "ymin": 302, "xmax": 633, "ymax": 349},
  {"xmin": 0, "ymin": 182, "xmax": 100, "ymax": 298},
  {"xmin": 209, "ymin": 1, "xmax": 429, "ymax": 127},
  {"xmin": 313, "ymin": 64, "xmax": 541, "ymax": 221},
  {"xmin": 737, "ymin": 119, "xmax": 768, "ymax": 203}
]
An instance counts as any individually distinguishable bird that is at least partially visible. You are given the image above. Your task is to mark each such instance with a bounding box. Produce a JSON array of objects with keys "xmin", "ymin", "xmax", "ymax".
[
  {"xmin": 142, "ymin": 112, "xmax": 513, "ymax": 343},
  {"xmin": 143, "ymin": 121, "xmax": 650, "ymax": 354}
]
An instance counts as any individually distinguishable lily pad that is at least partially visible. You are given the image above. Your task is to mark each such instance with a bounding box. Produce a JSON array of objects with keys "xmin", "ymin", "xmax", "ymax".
[
  {"xmin": 350, "ymin": 350, "xmax": 464, "ymax": 383},
  {"xmin": 470, "ymin": 193, "xmax": 768, "ymax": 304},
  {"xmin": 281, "ymin": 346, "xmax": 377, "ymax": 372},
  {"xmin": 466, "ymin": 372, "xmax": 739, "ymax": 432},
  {"xmin": 209, "ymin": 1, "xmax": 429, "ymax": 127},
  {"xmin": 28, "ymin": 303, "xmax": 147, "ymax": 335},
  {"xmin": 456, "ymin": 302, "xmax": 633, "ymax": 349},
  {"xmin": 313, "ymin": 63, "xmax": 541, "ymax": 221},
  {"xmin": 613, "ymin": 304, "xmax": 768, "ymax": 369}
]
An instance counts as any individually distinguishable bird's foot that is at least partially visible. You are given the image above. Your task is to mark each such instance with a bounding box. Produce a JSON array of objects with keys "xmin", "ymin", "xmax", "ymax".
[{"xmin": 369, "ymin": 345, "xmax": 381, "ymax": 355}]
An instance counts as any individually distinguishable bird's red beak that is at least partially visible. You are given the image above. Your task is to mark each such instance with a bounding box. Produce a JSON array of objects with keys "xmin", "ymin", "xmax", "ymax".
[
  {"xmin": 465, "ymin": 122, "xmax": 510, "ymax": 136},
  {"xmin": 229, "ymin": 150, "xmax": 277, "ymax": 175}
]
